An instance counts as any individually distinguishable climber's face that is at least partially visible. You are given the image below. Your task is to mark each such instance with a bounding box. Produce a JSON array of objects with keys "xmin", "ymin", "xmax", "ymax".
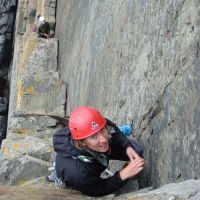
[{"xmin": 83, "ymin": 127, "xmax": 109, "ymax": 152}]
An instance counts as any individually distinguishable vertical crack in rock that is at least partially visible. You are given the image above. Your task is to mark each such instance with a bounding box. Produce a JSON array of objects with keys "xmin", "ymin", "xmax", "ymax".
[
  {"xmin": 135, "ymin": 41, "xmax": 199, "ymax": 138},
  {"xmin": 135, "ymin": 80, "xmax": 173, "ymax": 138}
]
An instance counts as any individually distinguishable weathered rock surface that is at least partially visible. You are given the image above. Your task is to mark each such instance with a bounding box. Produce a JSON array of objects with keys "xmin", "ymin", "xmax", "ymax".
[
  {"xmin": 0, "ymin": 0, "xmax": 17, "ymax": 66},
  {"xmin": 1, "ymin": 0, "xmax": 199, "ymax": 199},
  {"xmin": 7, "ymin": 34, "xmax": 66, "ymax": 137},
  {"xmin": 9, "ymin": 37, "xmax": 64, "ymax": 120},
  {"xmin": 116, "ymin": 179, "xmax": 200, "ymax": 200},
  {"xmin": 2, "ymin": 135, "xmax": 53, "ymax": 161},
  {"xmin": 0, "ymin": 149, "xmax": 50, "ymax": 186},
  {"xmin": 0, "ymin": 98, "xmax": 7, "ymax": 138},
  {"xmin": 56, "ymin": 0, "xmax": 200, "ymax": 188},
  {"xmin": 0, "ymin": 0, "xmax": 62, "ymax": 186},
  {"xmin": 0, "ymin": 0, "xmax": 16, "ymax": 147},
  {"xmin": 0, "ymin": 179, "xmax": 199, "ymax": 200},
  {"xmin": 0, "ymin": 186, "xmax": 91, "ymax": 200}
]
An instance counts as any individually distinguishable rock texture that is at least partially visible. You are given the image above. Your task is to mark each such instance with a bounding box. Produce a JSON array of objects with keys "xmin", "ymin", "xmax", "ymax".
[
  {"xmin": 0, "ymin": 186, "xmax": 91, "ymax": 200},
  {"xmin": 0, "ymin": 179, "xmax": 199, "ymax": 200},
  {"xmin": 0, "ymin": 0, "xmax": 16, "ymax": 67},
  {"xmin": 0, "ymin": 96, "xmax": 8, "ymax": 146},
  {"xmin": 0, "ymin": 0, "xmax": 17, "ymax": 146},
  {"xmin": 56, "ymin": 0, "xmax": 200, "ymax": 188},
  {"xmin": 116, "ymin": 179, "xmax": 200, "ymax": 200},
  {"xmin": 1, "ymin": 0, "xmax": 199, "ymax": 199},
  {"xmin": 1, "ymin": 0, "xmax": 62, "ymax": 185}
]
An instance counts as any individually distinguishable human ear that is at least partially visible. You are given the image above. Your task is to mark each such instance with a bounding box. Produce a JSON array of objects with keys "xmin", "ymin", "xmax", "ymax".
[{"xmin": 81, "ymin": 140, "xmax": 88, "ymax": 147}]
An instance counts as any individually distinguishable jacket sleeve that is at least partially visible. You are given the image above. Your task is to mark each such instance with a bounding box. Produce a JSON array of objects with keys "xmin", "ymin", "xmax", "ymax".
[
  {"xmin": 74, "ymin": 172, "xmax": 125, "ymax": 196},
  {"xmin": 56, "ymin": 153, "xmax": 126, "ymax": 197},
  {"xmin": 62, "ymin": 159, "xmax": 126, "ymax": 197},
  {"xmin": 45, "ymin": 22, "xmax": 50, "ymax": 34},
  {"xmin": 106, "ymin": 119, "xmax": 134, "ymax": 160}
]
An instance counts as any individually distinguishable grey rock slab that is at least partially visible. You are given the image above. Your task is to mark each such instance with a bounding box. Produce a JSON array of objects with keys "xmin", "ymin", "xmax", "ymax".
[
  {"xmin": 50, "ymin": 2, "xmax": 56, "ymax": 8},
  {"xmin": 148, "ymin": 179, "xmax": 200, "ymax": 200},
  {"xmin": 0, "ymin": 178, "xmax": 198, "ymax": 200},
  {"xmin": 56, "ymin": 0, "xmax": 200, "ymax": 188},
  {"xmin": 28, "ymin": 0, "xmax": 37, "ymax": 16},
  {"xmin": 2, "ymin": 135, "xmax": 53, "ymax": 161},
  {"xmin": 116, "ymin": 179, "xmax": 200, "ymax": 200},
  {"xmin": 7, "ymin": 35, "xmax": 66, "ymax": 137},
  {"xmin": 0, "ymin": 150, "xmax": 50, "ymax": 186},
  {"xmin": 12, "ymin": 37, "xmax": 65, "ymax": 116},
  {"xmin": 44, "ymin": 0, "xmax": 51, "ymax": 7},
  {"xmin": 0, "ymin": 116, "xmax": 7, "ymax": 133},
  {"xmin": 44, "ymin": 6, "xmax": 56, "ymax": 16},
  {"xmin": 0, "ymin": 186, "xmax": 92, "ymax": 200},
  {"xmin": 0, "ymin": 0, "xmax": 17, "ymax": 65},
  {"xmin": 8, "ymin": 115, "xmax": 57, "ymax": 135},
  {"xmin": 0, "ymin": 35, "xmax": 6, "ymax": 44},
  {"xmin": 0, "ymin": 97, "xmax": 8, "ymax": 114}
]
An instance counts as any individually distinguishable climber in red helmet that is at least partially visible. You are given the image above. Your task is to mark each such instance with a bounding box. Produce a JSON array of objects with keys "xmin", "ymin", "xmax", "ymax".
[{"xmin": 53, "ymin": 106, "xmax": 144, "ymax": 196}]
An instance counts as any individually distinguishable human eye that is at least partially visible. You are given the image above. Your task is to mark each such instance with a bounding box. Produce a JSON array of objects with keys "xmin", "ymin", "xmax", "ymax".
[
  {"xmin": 100, "ymin": 127, "xmax": 106, "ymax": 132},
  {"xmin": 89, "ymin": 134, "xmax": 97, "ymax": 140},
  {"xmin": 102, "ymin": 127, "xmax": 108, "ymax": 133}
]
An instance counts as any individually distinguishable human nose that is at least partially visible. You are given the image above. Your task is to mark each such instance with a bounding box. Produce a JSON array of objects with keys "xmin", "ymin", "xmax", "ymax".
[{"xmin": 98, "ymin": 133, "xmax": 107, "ymax": 143}]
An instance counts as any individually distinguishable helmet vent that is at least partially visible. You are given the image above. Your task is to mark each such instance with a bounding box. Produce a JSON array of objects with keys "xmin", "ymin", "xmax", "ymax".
[{"xmin": 91, "ymin": 122, "xmax": 99, "ymax": 130}]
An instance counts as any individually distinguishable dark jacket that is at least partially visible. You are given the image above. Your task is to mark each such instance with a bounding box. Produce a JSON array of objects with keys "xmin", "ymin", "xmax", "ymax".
[
  {"xmin": 53, "ymin": 119, "xmax": 142, "ymax": 196},
  {"xmin": 37, "ymin": 22, "xmax": 50, "ymax": 37}
]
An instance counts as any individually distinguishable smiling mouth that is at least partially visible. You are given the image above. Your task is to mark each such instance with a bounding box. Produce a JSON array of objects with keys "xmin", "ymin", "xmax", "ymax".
[{"xmin": 100, "ymin": 143, "xmax": 109, "ymax": 149}]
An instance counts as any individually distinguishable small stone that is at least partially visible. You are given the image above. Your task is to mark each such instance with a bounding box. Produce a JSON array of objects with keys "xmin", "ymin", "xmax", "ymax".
[
  {"xmin": 168, "ymin": 196, "xmax": 176, "ymax": 200},
  {"xmin": 50, "ymin": 3, "xmax": 56, "ymax": 8}
]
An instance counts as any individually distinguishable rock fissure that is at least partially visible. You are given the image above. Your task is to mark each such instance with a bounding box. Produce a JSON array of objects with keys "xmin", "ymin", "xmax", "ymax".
[
  {"xmin": 136, "ymin": 46, "xmax": 198, "ymax": 138},
  {"xmin": 135, "ymin": 80, "xmax": 173, "ymax": 137}
]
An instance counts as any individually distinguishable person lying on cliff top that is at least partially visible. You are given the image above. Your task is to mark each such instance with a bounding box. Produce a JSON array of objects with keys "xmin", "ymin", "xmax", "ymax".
[
  {"xmin": 53, "ymin": 106, "xmax": 144, "ymax": 197},
  {"xmin": 37, "ymin": 15, "xmax": 50, "ymax": 39}
]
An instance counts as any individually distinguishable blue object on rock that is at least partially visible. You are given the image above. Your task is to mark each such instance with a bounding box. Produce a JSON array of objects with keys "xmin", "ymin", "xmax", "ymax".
[{"xmin": 119, "ymin": 125, "xmax": 132, "ymax": 136}]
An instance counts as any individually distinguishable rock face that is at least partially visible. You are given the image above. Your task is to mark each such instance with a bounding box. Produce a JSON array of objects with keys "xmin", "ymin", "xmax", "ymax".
[
  {"xmin": 0, "ymin": 0, "xmax": 17, "ymax": 146},
  {"xmin": 0, "ymin": 179, "xmax": 199, "ymax": 200},
  {"xmin": 0, "ymin": 186, "xmax": 91, "ymax": 200},
  {"xmin": 0, "ymin": 96, "xmax": 8, "ymax": 146},
  {"xmin": 1, "ymin": 0, "xmax": 62, "ymax": 185},
  {"xmin": 116, "ymin": 179, "xmax": 200, "ymax": 200},
  {"xmin": 0, "ymin": 0, "xmax": 16, "ymax": 67},
  {"xmin": 55, "ymin": 0, "xmax": 200, "ymax": 188},
  {"xmin": 1, "ymin": 0, "xmax": 199, "ymax": 199}
]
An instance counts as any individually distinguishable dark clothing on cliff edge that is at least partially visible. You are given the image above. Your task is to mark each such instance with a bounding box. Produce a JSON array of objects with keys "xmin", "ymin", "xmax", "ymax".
[
  {"xmin": 53, "ymin": 119, "xmax": 143, "ymax": 196},
  {"xmin": 37, "ymin": 22, "xmax": 50, "ymax": 39}
]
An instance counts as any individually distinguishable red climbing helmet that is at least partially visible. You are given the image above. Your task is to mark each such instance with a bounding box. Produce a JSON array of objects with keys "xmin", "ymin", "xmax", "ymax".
[{"xmin": 69, "ymin": 106, "xmax": 106, "ymax": 140}]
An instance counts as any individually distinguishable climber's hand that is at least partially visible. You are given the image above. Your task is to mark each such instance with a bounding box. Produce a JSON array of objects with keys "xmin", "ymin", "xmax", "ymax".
[
  {"xmin": 119, "ymin": 157, "xmax": 144, "ymax": 181},
  {"xmin": 126, "ymin": 146, "xmax": 141, "ymax": 161}
]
